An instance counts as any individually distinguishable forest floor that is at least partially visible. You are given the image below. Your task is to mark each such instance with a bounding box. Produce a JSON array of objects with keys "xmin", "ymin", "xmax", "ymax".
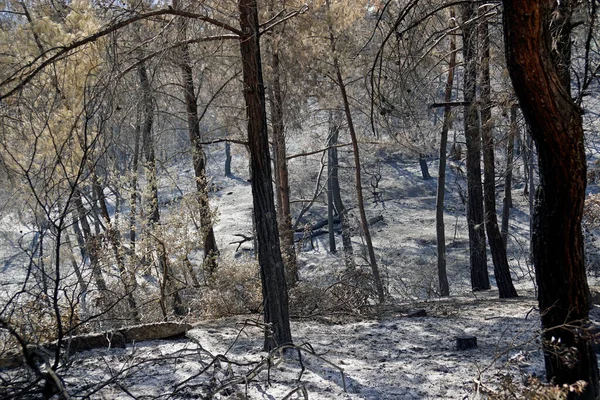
[{"xmin": 1, "ymin": 147, "xmax": 599, "ymax": 398}]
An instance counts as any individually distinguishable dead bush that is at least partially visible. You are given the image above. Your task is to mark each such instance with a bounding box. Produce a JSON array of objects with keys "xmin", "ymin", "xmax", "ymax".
[
  {"xmin": 289, "ymin": 268, "xmax": 376, "ymax": 319},
  {"xmin": 487, "ymin": 375, "xmax": 587, "ymax": 400},
  {"xmin": 194, "ymin": 256, "xmax": 262, "ymax": 318}
]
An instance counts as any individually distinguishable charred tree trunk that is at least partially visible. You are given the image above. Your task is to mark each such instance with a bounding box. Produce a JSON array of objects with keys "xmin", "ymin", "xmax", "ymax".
[
  {"xmin": 327, "ymin": 134, "xmax": 337, "ymax": 254},
  {"xmin": 501, "ymin": 104, "xmax": 518, "ymax": 248},
  {"xmin": 435, "ymin": 9, "xmax": 456, "ymax": 298},
  {"xmin": 238, "ymin": 0, "xmax": 292, "ymax": 351},
  {"xmin": 138, "ymin": 60, "xmax": 185, "ymax": 317},
  {"xmin": 419, "ymin": 154, "xmax": 432, "ymax": 180},
  {"xmin": 326, "ymin": 0, "xmax": 385, "ymax": 303},
  {"xmin": 329, "ymin": 116, "xmax": 355, "ymax": 269},
  {"xmin": 462, "ymin": 3, "xmax": 490, "ymax": 292},
  {"xmin": 479, "ymin": 12, "xmax": 517, "ymax": 299},
  {"xmin": 266, "ymin": 14, "xmax": 297, "ymax": 286},
  {"xmin": 503, "ymin": 1, "xmax": 599, "ymax": 397},
  {"xmin": 174, "ymin": 0, "xmax": 219, "ymax": 279},
  {"xmin": 225, "ymin": 142, "xmax": 232, "ymax": 177}
]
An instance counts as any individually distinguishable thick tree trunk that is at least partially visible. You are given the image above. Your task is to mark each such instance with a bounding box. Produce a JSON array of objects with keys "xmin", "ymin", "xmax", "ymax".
[
  {"xmin": 173, "ymin": 0, "xmax": 219, "ymax": 278},
  {"xmin": 462, "ymin": 3, "xmax": 490, "ymax": 292},
  {"xmin": 138, "ymin": 60, "xmax": 184, "ymax": 317},
  {"xmin": 435, "ymin": 9, "xmax": 456, "ymax": 298},
  {"xmin": 501, "ymin": 104, "xmax": 517, "ymax": 248},
  {"xmin": 238, "ymin": 0, "xmax": 292, "ymax": 351},
  {"xmin": 266, "ymin": 17, "xmax": 297, "ymax": 286},
  {"xmin": 329, "ymin": 117, "xmax": 355, "ymax": 269},
  {"xmin": 326, "ymin": 0, "xmax": 385, "ymax": 303},
  {"xmin": 479, "ymin": 13, "xmax": 517, "ymax": 299},
  {"xmin": 503, "ymin": 1, "xmax": 599, "ymax": 397}
]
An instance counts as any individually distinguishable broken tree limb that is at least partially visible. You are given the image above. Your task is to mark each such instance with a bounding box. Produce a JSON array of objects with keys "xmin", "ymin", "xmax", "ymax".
[{"xmin": 0, "ymin": 322, "xmax": 193, "ymax": 369}]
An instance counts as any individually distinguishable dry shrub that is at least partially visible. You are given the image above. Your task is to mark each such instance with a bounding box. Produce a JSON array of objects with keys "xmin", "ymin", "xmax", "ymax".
[
  {"xmin": 289, "ymin": 268, "xmax": 376, "ymax": 319},
  {"xmin": 488, "ymin": 375, "xmax": 588, "ymax": 400},
  {"xmin": 195, "ymin": 256, "xmax": 262, "ymax": 318}
]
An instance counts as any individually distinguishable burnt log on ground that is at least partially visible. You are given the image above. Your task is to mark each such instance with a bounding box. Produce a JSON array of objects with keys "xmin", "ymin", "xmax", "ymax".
[{"xmin": 0, "ymin": 322, "xmax": 192, "ymax": 369}]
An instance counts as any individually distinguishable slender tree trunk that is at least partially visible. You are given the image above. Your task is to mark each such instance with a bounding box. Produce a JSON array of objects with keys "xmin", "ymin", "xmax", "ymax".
[
  {"xmin": 501, "ymin": 104, "xmax": 517, "ymax": 248},
  {"xmin": 91, "ymin": 172, "xmax": 141, "ymax": 322},
  {"xmin": 138, "ymin": 60, "xmax": 185, "ymax": 317},
  {"xmin": 462, "ymin": 3, "xmax": 490, "ymax": 291},
  {"xmin": 265, "ymin": 11, "xmax": 297, "ymax": 286},
  {"xmin": 327, "ymin": 134, "xmax": 337, "ymax": 254},
  {"xmin": 129, "ymin": 124, "xmax": 140, "ymax": 259},
  {"xmin": 479, "ymin": 12, "xmax": 517, "ymax": 299},
  {"xmin": 173, "ymin": 0, "xmax": 219, "ymax": 278},
  {"xmin": 238, "ymin": 0, "xmax": 292, "ymax": 351},
  {"xmin": 329, "ymin": 117, "xmax": 355, "ymax": 269},
  {"xmin": 72, "ymin": 191, "xmax": 108, "ymax": 308},
  {"xmin": 435, "ymin": 9, "xmax": 456, "ymax": 298},
  {"xmin": 503, "ymin": 1, "xmax": 599, "ymax": 397},
  {"xmin": 225, "ymin": 142, "xmax": 232, "ymax": 177},
  {"xmin": 325, "ymin": 0, "xmax": 384, "ymax": 303}
]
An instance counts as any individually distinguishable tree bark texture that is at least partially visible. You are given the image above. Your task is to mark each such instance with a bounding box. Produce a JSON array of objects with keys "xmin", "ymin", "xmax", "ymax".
[
  {"xmin": 479, "ymin": 13, "xmax": 517, "ymax": 299},
  {"xmin": 238, "ymin": 0, "xmax": 292, "ymax": 351},
  {"xmin": 435, "ymin": 9, "xmax": 456, "ymax": 298},
  {"xmin": 462, "ymin": 3, "xmax": 490, "ymax": 292},
  {"xmin": 503, "ymin": 1, "xmax": 599, "ymax": 397},
  {"xmin": 174, "ymin": 0, "xmax": 219, "ymax": 277}
]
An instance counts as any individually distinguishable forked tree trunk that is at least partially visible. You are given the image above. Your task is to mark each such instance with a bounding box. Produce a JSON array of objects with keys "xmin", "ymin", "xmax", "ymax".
[
  {"xmin": 501, "ymin": 104, "xmax": 517, "ymax": 248},
  {"xmin": 503, "ymin": 1, "xmax": 599, "ymax": 397},
  {"xmin": 462, "ymin": 3, "xmax": 490, "ymax": 291},
  {"xmin": 325, "ymin": 0, "xmax": 385, "ymax": 303},
  {"xmin": 479, "ymin": 12, "xmax": 517, "ymax": 299},
  {"xmin": 173, "ymin": 0, "xmax": 219, "ymax": 279},
  {"xmin": 435, "ymin": 9, "xmax": 456, "ymax": 298},
  {"xmin": 238, "ymin": 0, "xmax": 292, "ymax": 351}
]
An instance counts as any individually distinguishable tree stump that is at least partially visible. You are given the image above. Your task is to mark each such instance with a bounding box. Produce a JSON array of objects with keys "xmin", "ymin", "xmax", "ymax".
[{"xmin": 456, "ymin": 335, "xmax": 477, "ymax": 350}]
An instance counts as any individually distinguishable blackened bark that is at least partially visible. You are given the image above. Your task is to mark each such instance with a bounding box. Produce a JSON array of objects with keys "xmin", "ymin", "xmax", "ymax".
[
  {"xmin": 479, "ymin": 13, "xmax": 517, "ymax": 299},
  {"xmin": 327, "ymin": 134, "xmax": 337, "ymax": 254},
  {"xmin": 419, "ymin": 154, "xmax": 432, "ymax": 180},
  {"xmin": 435, "ymin": 10, "xmax": 456, "ymax": 298},
  {"xmin": 501, "ymin": 105, "xmax": 517, "ymax": 248},
  {"xmin": 225, "ymin": 142, "xmax": 232, "ymax": 177},
  {"xmin": 503, "ymin": 1, "xmax": 599, "ymax": 397},
  {"xmin": 174, "ymin": 0, "xmax": 219, "ymax": 278},
  {"xmin": 238, "ymin": 0, "xmax": 292, "ymax": 351},
  {"xmin": 462, "ymin": 3, "xmax": 490, "ymax": 291},
  {"xmin": 129, "ymin": 124, "xmax": 140, "ymax": 257}
]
